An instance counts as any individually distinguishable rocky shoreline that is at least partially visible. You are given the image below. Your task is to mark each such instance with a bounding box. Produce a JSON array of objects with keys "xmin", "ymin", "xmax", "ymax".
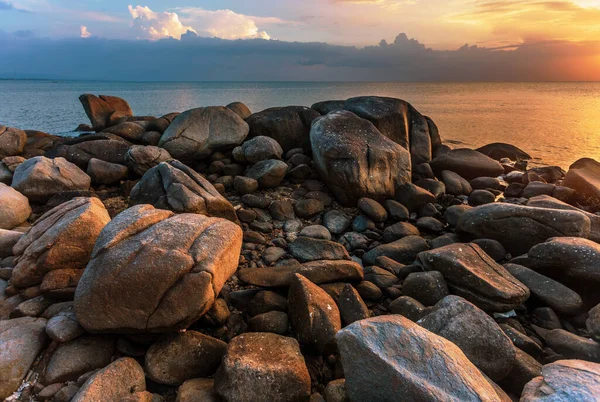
[{"xmin": 1, "ymin": 94, "xmax": 600, "ymax": 401}]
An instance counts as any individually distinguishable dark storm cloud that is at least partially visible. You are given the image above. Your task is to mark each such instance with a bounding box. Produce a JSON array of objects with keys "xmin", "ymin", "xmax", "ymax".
[{"xmin": 0, "ymin": 31, "xmax": 598, "ymax": 81}]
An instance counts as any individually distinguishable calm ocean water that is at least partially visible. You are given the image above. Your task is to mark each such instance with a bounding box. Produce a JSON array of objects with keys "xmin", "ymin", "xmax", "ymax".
[{"xmin": 1, "ymin": 80, "xmax": 600, "ymax": 169}]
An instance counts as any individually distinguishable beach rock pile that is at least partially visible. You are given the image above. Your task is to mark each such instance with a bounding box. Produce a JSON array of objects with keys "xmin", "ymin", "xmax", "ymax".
[{"xmin": 1, "ymin": 93, "xmax": 600, "ymax": 401}]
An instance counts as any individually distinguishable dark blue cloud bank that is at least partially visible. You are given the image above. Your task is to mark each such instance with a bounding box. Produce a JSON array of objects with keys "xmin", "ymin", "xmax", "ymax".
[{"xmin": 1, "ymin": 31, "xmax": 598, "ymax": 81}]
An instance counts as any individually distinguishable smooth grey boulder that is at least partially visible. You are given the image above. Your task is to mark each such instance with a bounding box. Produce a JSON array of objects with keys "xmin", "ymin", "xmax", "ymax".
[
  {"xmin": 520, "ymin": 360, "xmax": 600, "ymax": 402},
  {"xmin": 12, "ymin": 156, "xmax": 91, "ymax": 203},
  {"xmin": 431, "ymin": 148, "xmax": 504, "ymax": 180},
  {"xmin": 416, "ymin": 243, "xmax": 530, "ymax": 312},
  {"xmin": 130, "ymin": 160, "xmax": 238, "ymax": 223},
  {"xmin": 246, "ymin": 159, "xmax": 288, "ymax": 188},
  {"xmin": 336, "ymin": 315, "xmax": 501, "ymax": 402},
  {"xmin": 125, "ymin": 145, "xmax": 172, "ymax": 176},
  {"xmin": 246, "ymin": 106, "xmax": 320, "ymax": 153},
  {"xmin": 288, "ymin": 236, "xmax": 350, "ymax": 262},
  {"xmin": 527, "ymin": 194, "xmax": 600, "ymax": 243},
  {"xmin": 310, "ymin": 110, "xmax": 411, "ymax": 206},
  {"xmin": 74, "ymin": 205, "xmax": 242, "ymax": 333},
  {"xmin": 418, "ymin": 295, "xmax": 516, "ymax": 381},
  {"xmin": 456, "ymin": 203, "xmax": 591, "ymax": 255},
  {"xmin": 239, "ymin": 136, "xmax": 283, "ymax": 163},
  {"xmin": 159, "ymin": 106, "xmax": 249, "ymax": 162}
]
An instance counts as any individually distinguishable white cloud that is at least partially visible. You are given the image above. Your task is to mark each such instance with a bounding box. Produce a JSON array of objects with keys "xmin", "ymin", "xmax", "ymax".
[
  {"xmin": 80, "ymin": 25, "xmax": 92, "ymax": 38},
  {"xmin": 176, "ymin": 7, "xmax": 272, "ymax": 40},
  {"xmin": 128, "ymin": 4, "xmax": 196, "ymax": 40}
]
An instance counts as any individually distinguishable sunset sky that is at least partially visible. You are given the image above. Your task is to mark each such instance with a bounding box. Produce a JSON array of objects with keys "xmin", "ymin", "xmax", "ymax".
[{"xmin": 2, "ymin": 0, "xmax": 600, "ymax": 80}]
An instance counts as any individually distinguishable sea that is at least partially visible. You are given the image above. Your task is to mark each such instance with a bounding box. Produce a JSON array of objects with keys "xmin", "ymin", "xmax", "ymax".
[{"xmin": 1, "ymin": 80, "xmax": 600, "ymax": 169}]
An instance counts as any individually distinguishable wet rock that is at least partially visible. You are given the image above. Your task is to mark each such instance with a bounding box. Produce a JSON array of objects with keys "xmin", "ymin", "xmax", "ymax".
[
  {"xmin": 417, "ymin": 243, "xmax": 530, "ymax": 312},
  {"xmin": 158, "ymin": 106, "xmax": 249, "ymax": 162},
  {"xmin": 383, "ymin": 199, "xmax": 409, "ymax": 220},
  {"xmin": 288, "ymin": 274, "xmax": 341, "ymax": 353},
  {"xmin": 441, "ymin": 170, "xmax": 473, "ymax": 196},
  {"xmin": 476, "ymin": 143, "xmax": 531, "ymax": 161},
  {"xmin": 418, "ymin": 295, "xmax": 516, "ymax": 381},
  {"xmin": 294, "ymin": 199, "xmax": 324, "ymax": 218},
  {"xmin": 362, "ymin": 235, "xmax": 429, "ymax": 266},
  {"xmin": 563, "ymin": 157, "xmax": 600, "ymax": 199},
  {"xmin": 246, "ymin": 159, "xmax": 288, "ymax": 188},
  {"xmin": 0, "ymin": 126, "xmax": 27, "ymax": 158},
  {"xmin": 12, "ymin": 156, "xmax": 91, "ymax": 203},
  {"xmin": 239, "ymin": 136, "xmax": 283, "ymax": 163},
  {"xmin": 310, "ymin": 110, "xmax": 410, "ymax": 206},
  {"xmin": 248, "ymin": 311, "xmax": 289, "ymax": 334},
  {"xmin": 86, "ymin": 158, "xmax": 128, "ymax": 185},
  {"xmin": 71, "ymin": 357, "xmax": 146, "ymax": 402},
  {"xmin": 289, "ymin": 236, "xmax": 349, "ymax": 262},
  {"xmin": 357, "ymin": 197, "xmax": 387, "ymax": 222},
  {"xmin": 338, "ymin": 283, "xmax": 369, "ymax": 325},
  {"xmin": 504, "ymin": 263, "xmax": 583, "ymax": 315},
  {"xmin": 520, "ymin": 360, "xmax": 600, "ymax": 402},
  {"xmin": 130, "ymin": 160, "xmax": 238, "ymax": 223},
  {"xmin": 402, "ymin": 271, "xmax": 449, "ymax": 306},
  {"xmin": 526, "ymin": 237, "xmax": 600, "ymax": 304},
  {"xmin": 246, "ymin": 106, "xmax": 320, "ymax": 153},
  {"xmin": 79, "ymin": 94, "xmax": 133, "ymax": 131},
  {"xmin": 11, "ymin": 197, "xmax": 110, "ymax": 288},
  {"xmin": 388, "ymin": 296, "xmax": 428, "ymax": 321},
  {"xmin": 336, "ymin": 315, "xmax": 500, "ymax": 402},
  {"xmin": 234, "ymin": 176, "xmax": 259, "ymax": 195},
  {"xmin": 214, "ymin": 332, "xmax": 311, "ymax": 402},
  {"xmin": 469, "ymin": 189, "xmax": 496, "ymax": 206},
  {"xmin": 145, "ymin": 331, "xmax": 227, "ymax": 385},
  {"xmin": 431, "ymin": 148, "xmax": 504, "ymax": 180},
  {"xmin": 0, "ymin": 317, "xmax": 48, "ymax": 399},
  {"xmin": 176, "ymin": 378, "xmax": 220, "ymax": 402},
  {"xmin": 456, "ymin": 203, "xmax": 591, "ymax": 255},
  {"xmin": 381, "ymin": 221, "xmax": 420, "ymax": 243},
  {"xmin": 45, "ymin": 336, "xmax": 115, "ymax": 384},
  {"xmin": 125, "ymin": 145, "xmax": 172, "ymax": 176},
  {"xmin": 0, "ymin": 183, "xmax": 31, "ymax": 229},
  {"xmin": 74, "ymin": 205, "xmax": 242, "ymax": 332}
]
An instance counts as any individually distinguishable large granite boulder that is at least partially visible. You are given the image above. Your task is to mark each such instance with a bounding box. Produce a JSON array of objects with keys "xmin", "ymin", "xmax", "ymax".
[
  {"xmin": 12, "ymin": 156, "xmax": 91, "ymax": 203},
  {"xmin": 0, "ymin": 183, "xmax": 31, "ymax": 229},
  {"xmin": 71, "ymin": 357, "xmax": 146, "ymax": 402},
  {"xmin": 563, "ymin": 157, "xmax": 600, "ymax": 199},
  {"xmin": 238, "ymin": 136, "xmax": 283, "ymax": 163},
  {"xmin": 74, "ymin": 205, "xmax": 242, "ymax": 333},
  {"xmin": 476, "ymin": 143, "xmax": 531, "ymax": 161},
  {"xmin": 418, "ymin": 295, "xmax": 516, "ymax": 381},
  {"xmin": 79, "ymin": 94, "xmax": 133, "ymax": 132},
  {"xmin": 456, "ymin": 203, "xmax": 591, "ymax": 256},
  {"xmin": 310, "ymin": 110, "xmax": 411, "ymax": 206},
  {"xmin": 102, "ymin": 121, "xmax": 146, "ymax": 143},
  {"xmin": 336, "ymin": 315, "xmax": 501, "ymax": 402},
  {"xmin": 344, "ymin": 96, "xmax": 437, "ymax": 165},
  {"xmin": 226, "ymin": 102, "xmax": 252, "ymax": 120},
  {"xmin": 130, "ymin": 160, "xmax": 238, "ymax": 223},
  {"xmin": 0, "ymin": 126, "xmax": 27, "ymax": 158},
  {"xmin": 525, "ymin": 237, "xmax": 600, "ymax": 306},
  {"xmin": 0, "ymin": 317, "xmax": 48, "ymax": 399},
  {"xmin": 520, "ymin": 360, "xmax": 600, "ymax": 402},
  {"xmin": 430, "ymin": 148, "xmax": 504, "ymax": 180},
  {"xmin": 66, "ymin": 139, "xmax": 130, "ymax": 169},
  {"xmin": 214, "ymin": 333, "xmax": 311, "ymax": 402},
  {"xmin": 11, "ymin": 197, "xmax": 110, "ymax": 288},
  {"xmin": 246, "ymin": 106, "xmax": 320, "ymax": 153},
  {"xmin": 159, "ymin": 107, "xmax": 249, "ymax": 162},
  {"xmin": 527, "ymin": 194, "xmax": 600, "ymax": 243},
  {"xmin": 125, "ymin": 145, "xmax": 172, "ymax": 176},
  {"xmin": 416, "ymin": 243, "xmax": 530, "ymax": 312}
]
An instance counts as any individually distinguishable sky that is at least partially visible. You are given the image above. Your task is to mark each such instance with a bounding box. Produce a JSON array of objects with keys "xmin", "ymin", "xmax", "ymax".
[{"xmin": 1, "ymin": 0, "xmax": 600, "ymax": 81}]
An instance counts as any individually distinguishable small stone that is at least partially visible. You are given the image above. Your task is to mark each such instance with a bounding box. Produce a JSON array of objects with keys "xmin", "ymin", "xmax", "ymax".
[
  {"xmin": 338, "ymin": 284, "xmax": 369, "ymax": 326},
  {"xmin": 383, "ymin": 200, "xmax": 409, "ymax": 221},
  {"xmin": 234, "ymin": 176, "xmax": 259, "ymax": 195},
  {"xmin": 270, "ymin": 200, "xmax": 295, "ymax": 221},
  {"xmin": 248, "ymin": 311, "xmax": 289, "ymax": 334},
  {"xmin": 357, "ymin": 198, "xmax": 387, "ymax": 222},
  {"xmin": 299, "ymin": 225, "xmax": 331, "ymax": 240},
  {"xmin": 323, "ymin": 210, "xmax": 351, "ymax": 234},
  {"xmin": 468, "ymin": 189, "xmax": 496, "ymax": 206},
  {"xmin": 402, "ymin": 271, "xmax": 449, "ymax": 306},
  {"xmin": 388, "ymin": 296, "xmax": 428, "ymax": 321},
  {"xmin": 295, "ymin": 199, "xmax": 324, "ymax": 219}
]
